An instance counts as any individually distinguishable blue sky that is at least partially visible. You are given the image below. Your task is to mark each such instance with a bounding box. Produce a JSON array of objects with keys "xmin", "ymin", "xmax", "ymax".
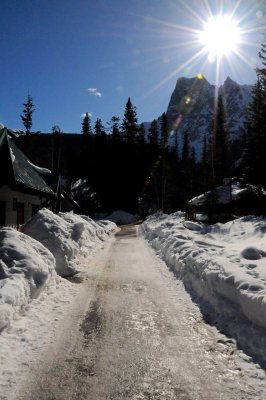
[{"xmin": 0, "ymin": 0, "xmax": 265, "ymax": 132}]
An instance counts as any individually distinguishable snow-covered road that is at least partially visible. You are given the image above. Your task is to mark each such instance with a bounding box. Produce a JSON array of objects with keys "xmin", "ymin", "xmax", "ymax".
[{"xmin": 2, "ymin": 225, "xmax": 266, "ymax": 399}]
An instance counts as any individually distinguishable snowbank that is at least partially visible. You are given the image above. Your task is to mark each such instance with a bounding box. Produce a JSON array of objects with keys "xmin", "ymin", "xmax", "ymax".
[
  {"xmin": 0, "ymin": 228, "xmax": 56, "ymax": 331},
  {"xmin": 59, "ymin": 212, "xmax": 117, "ymax": 253},
  {"xmin": 21, "ymin": 209, "xmax": 116, "ymax": 277},
  {"xmin": 105, "ymin": 210, "xmax": 135, "ymax": 225},
  {"xmin": 140, "ymin": 213, "xmax": 266, "ymax": 363},
  {"xmin": 0, "ymin": 209, "xmax": 116, "ymax": 330}
]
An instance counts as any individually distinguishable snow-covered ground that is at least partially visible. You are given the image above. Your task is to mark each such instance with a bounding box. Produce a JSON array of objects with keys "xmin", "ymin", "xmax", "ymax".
[
  {"xmin": 0, "ymin": 209, "xmax": 116, "ymax": 331},
  {"xmin": 1, "ymin": 207, "xmax": 266, "ymax": 397},
  {"xmin": 140, "ymin": 212, "xmax": 266, "ymax": 366}
]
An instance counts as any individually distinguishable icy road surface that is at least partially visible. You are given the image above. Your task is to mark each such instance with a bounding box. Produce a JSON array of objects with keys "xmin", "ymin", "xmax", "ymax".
[{"xmin": 9, "ymin": 226, "xmax": 266, "ymax": 399}]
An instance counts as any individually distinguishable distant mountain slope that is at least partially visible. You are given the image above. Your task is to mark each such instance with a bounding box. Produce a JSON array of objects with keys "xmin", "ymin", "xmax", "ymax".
[
  {"xmin": 220, "ymin": 77, "xmax": 252, "ymax": 140},
  {"xmin": 165, "ymin": 76, "xmax": 252, "ymax": 159}
]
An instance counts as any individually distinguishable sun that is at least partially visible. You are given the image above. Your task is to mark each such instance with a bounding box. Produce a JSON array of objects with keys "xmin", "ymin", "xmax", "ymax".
[{"xmin": 199, "ymin": 14, "xmax": 241, "ymax": 61}]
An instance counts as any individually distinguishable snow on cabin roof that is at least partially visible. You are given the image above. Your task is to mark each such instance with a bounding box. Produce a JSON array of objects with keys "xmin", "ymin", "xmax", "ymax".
[
  {"xmin": 0, "ymin": 128, "xmax": 55, "ymax": 195},
  {"xmin": 189, "ymin": 179, "xmax": 249, "ymax": 206}
]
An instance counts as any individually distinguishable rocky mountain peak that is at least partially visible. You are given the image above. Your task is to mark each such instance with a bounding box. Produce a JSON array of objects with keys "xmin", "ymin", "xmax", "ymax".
[{"xmin": 166, "ymin": 75, "xmax": 252, "ymax": 159}]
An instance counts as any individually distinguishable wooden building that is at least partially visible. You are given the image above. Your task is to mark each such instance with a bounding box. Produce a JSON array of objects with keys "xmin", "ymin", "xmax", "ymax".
[{"xmin": 0, "ymin": 127, "xmax": 59, "ymax": 228}]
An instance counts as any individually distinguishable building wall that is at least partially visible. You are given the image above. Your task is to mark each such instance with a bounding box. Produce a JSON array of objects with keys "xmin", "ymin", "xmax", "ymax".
[{"xmin": 0, "ymin": 185, "xmax": 44, "ymax": 228}]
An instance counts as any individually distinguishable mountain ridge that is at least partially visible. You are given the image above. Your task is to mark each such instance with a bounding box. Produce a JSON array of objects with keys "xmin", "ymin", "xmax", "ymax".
[{"xmin": 145, "ymin": 76, "xmax": 252, "ymax": 160}]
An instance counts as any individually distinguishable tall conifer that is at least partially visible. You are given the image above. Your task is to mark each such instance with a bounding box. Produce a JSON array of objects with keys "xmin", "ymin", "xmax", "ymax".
[
  {"xmin": 20, "ymin": 94, "xmax": 35, "ymax": 134},
  {"xmin": 109, "ymin": 116, "xmax": 120, "ymax": 143},
  {"xmin": 159, "ymin": 112, "xmax": 169, "ymax": 151},
  {"xmin": 243, "ymin": 35, "xmax": 266, "ymax": 196},
  {"xmin": 82, "ymin": 113, "xmax": 92, "ymax": 136},
  {"xmin": 121, "ymin": 98, "xmax": 138, "ymax": 144},
  {"xmin": 211, "ymin": 94, "xmax": 229, "ymax": 186},
  {"xmin": 148, "ymin": 119, "xmax": 159, "ymax": 147}
]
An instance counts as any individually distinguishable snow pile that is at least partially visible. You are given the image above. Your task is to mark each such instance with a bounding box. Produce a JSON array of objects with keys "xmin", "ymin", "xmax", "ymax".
[
  {"xmin": 59, "ymin": 212, "xmax": 117, "ymax": 253},
  {"xmin": 105, "ymin": 210, "xmax": 135, "ymax": 225},
  {"xmin": 140, "ymin": 213, "xmax": 266, "ymax": 363},
  {"xmin": 0, "ymin": 227, "xmax": 56, "ymax": 331},
  {"xmin": 0, "ymin": 209, "xmax": 116, "ymax": 332},
  {"xmin": 21, "ymin": 209, "xmax": 116, "ymax": 277}
]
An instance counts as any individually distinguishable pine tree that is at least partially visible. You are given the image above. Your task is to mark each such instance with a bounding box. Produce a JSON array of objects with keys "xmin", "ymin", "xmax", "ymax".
[
  {"xmin": 156, "ymin": 113, "xmax": 170, "ymax": 211},
  {"xmin": 174, "ymin": 129, "xmax": 179, "ymax": 157},
  {"xmin": 243, "ymin": 78, "xmax": 266, "ymax": 192},
  {"xmin": 81, "ymin": 113, "xmax": 92, "ymax": 136},
  {"xmin": 20, "ymin": 94, "xmax": 35, "ymax": 134},
  {"xmin": 121, "ymin": 98, "xmax": 138, "ymax": 144},
  {"xmin": 181, "ymin": 131, "xmax": 189, "ymax": 163},
  {"xmin": 148, "ymin": 119, "xmax": 159, "ymax": 147},
  {"xmin": 159, "ymin": 112, "xmax": 169, "ymax": 151},
  {"xmin": 200, "ymin": 134, "xmax": 211, "ymax": 192},
  {"xmin": 242, "ymin": 35, "xmax": 266, "ymax": 197},
  {"xmin": 94, "ymin": 118, "xmax": 105, "ymax": 137},
  {"xmin": 180, "ymin": 131, "xmax": 192, "ymax": 203},
  {"xmin": 211, "ymin": 93, "xmax": 229, "ymax": 186},
  {"xmin": 201, "ymin": 134, "xmax": 208, "ymax": 167},
  {"xmin": 257, "ymin": 34, "xmax": 266, "ymax": 88},
  {"xmin": 137, "ymin": 123, "xmax": 145, "ymax": 145},
  {"xmin": 109, "ymin": 115, "xmax": 120, "ymax": 143},
  {"xmin": 51, "ymin": 125, "xmax": 61, "ymax": 175},
  {"xmin": 81, "ymin": 113, "xmax": 92, "ymax": 181},
  {"xmin": 148, "ymin": 119, "xmax": 159, "ymax": 165},
  {"xmin": 190, "ymin": 146, "xmax": 197, "ymax": 198}
]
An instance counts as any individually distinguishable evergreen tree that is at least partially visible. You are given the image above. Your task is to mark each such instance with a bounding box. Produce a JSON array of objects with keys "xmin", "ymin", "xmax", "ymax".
[
  {"xmin": 92, "ymin": 118, "xmax": 108, "ymax": 208},
  {"xmin": 190, "ymin": 146, "xmax": 196, "ymax": 166},
  {"xmin": 137, "ymin": 123, "xmax": 145, "ymax": 145},
  {"xmin": 156, "ymin": 113, "xmax": 170, "ymax": 211},
  {"xmin": 148, "ymin": 119, "xmax": 159, "ymax": 165},
  {"xmin": 81, "ymin": 113, "xmax": 92, "ymax": 136},
  {"xmin": 159, "ymin": 112, "xmax": 169, "ymax": 151},
  {"xmin": 52, "ymin": 125, "xmax": 61, "ymax": 133},
  {"xmin": 242, "ymin": 35, "xmax": 266, "ymax": 198},
  {"xmin": 181, "ymin": 131, "xmax": 189, "ymax": 163},
  {"xmin": 199, "ymin": 134, "xmax": 211, "ymax": 192},
  {"xmin": 180, "ymin": 131, "xmax": 192, "ymax": 203},
  {"xmin": 121, "ymin": 98, "xmax": 138, "ymax": 143},
  {"xmin": 243, "ymin": 78, "xmax": 266, "ymax": 192},
  {"xmin": 109, "ymin": 115, "xmax": 121, "ymax": 143},
  {"xmin": 81, "ymin": 113, "xmax": 92, "ymax": 181},
  {"xmin": 257, "ymin": 34, "xmax": 266, "ymax": 88},
  {"xmin": 211, "ymin": 94, "xmax": 230, "ymax": 186},
  {"xmin": 201, "ymin": 134, "xmax": 208, "ymax": 167},
  {"xmin": 190, "ymin": 146, "xmax": 198, "ymax": 198},
  {"xmin": 51, "ymin": 125, "xmax": 61, "ymax": 175},
  {"xmin": 148, "ymin": 119, "xmax": 159, "ymax": 147},
  {"xmin": 94, "ymin": 118, "xmax": 105, "ymax": 138},
  {"xmin": 20, "ymin": 94, "xmax": 35, "ymax": 134},
  {"xmin": 174, "ymin": 129, "xmax": 179, "ymax": 157}
]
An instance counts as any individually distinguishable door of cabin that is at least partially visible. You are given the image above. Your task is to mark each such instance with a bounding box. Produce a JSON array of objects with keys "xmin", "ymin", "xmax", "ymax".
[{"xmin": 17, "ymin": 202, "xmax": 24, "ymax": 228}]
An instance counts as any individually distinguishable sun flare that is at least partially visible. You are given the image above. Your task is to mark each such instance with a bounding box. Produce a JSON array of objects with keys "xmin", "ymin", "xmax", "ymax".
[
  {"xmin": 199, "ymin": 14, "xmax": 241, "ymax": 61},
  {"xmin": 144, "ymin": 1, "xmax": 261, "ymax": 97}
]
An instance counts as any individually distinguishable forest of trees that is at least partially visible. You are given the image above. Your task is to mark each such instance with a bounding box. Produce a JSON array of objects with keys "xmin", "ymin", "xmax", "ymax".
[
  {"xmin": 16, "ymin": 35, "xmax": 266, "ymax": 217},
  {"xmin": 241, "ymin": 35, "xmax": 266, "ymax": 212}
]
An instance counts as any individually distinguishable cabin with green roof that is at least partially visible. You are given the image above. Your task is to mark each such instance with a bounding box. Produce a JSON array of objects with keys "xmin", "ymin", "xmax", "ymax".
[{"xmin": 0, "ymin": 127, "xmax": 60, "ymax": 228}]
